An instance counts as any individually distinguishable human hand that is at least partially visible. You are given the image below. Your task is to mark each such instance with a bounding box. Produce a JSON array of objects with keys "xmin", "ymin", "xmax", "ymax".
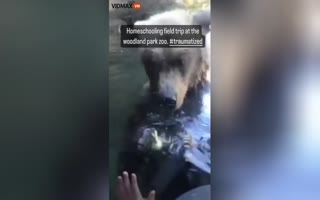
[{"xmin": 117, "ymin": 171, "xmax": 156, "ymax": 200}]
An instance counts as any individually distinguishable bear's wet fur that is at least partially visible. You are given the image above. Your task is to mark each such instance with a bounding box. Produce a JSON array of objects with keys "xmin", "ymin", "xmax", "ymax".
[{"xmin": 118, "ymin": 83, "xmax": 210, "ymax": 200}]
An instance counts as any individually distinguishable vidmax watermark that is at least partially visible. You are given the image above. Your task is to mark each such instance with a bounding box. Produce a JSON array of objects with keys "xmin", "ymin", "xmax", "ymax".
[{"xmin": 111, "ymin": 1, "xmax": 141, "ymax": 10}]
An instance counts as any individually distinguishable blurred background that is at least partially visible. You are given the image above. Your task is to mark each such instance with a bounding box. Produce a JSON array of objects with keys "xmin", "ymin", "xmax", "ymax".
[
  {"xmin": 212, "ymin": 0, "xmax": 320, "ymax": 199},
  {"xmin": 0, "ymin": 1, "xmax": 108, "ymax": 200}
]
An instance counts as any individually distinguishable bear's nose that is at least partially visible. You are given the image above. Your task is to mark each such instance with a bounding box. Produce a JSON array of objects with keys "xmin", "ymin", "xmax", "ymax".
[
  {"xmin": 158, "ymin": 96, "xmax": 176, "ymax": 106},
  {"xmin": 163, "ymin": 97, "xmax": 176, "ymax": 105}
]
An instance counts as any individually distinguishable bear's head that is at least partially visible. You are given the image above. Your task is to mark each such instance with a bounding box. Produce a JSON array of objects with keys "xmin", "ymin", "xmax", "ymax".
[
  {"xmin": 135, "ymin": 9, "xmax": 210, "ymax": 109},
  {"xmin": 141, "ymin": 47, "xmax": 208, "ymax": 109}
]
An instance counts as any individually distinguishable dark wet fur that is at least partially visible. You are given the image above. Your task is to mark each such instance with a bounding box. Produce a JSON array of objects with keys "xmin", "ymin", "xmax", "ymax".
[{"xmin": 118, "ymin": 84, "xmax": 210, "ymax": 200}]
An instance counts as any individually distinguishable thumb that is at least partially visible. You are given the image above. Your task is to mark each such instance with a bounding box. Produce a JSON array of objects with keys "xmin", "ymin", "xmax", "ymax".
[{"xmin": 147, "ymin": 190, "xmax": 156, "ymax": 200}]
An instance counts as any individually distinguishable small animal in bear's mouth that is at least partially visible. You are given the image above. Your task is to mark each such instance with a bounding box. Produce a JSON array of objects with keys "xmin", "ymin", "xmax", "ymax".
[{"xmin": 119, "ymin": 86, "xmax": 210, "ymax": 199}]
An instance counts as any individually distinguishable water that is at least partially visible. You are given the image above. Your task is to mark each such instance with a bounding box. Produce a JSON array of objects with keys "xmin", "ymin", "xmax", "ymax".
[{"xmin": 109, "ymin": 34, "xmax": 148, "ymax": 200}]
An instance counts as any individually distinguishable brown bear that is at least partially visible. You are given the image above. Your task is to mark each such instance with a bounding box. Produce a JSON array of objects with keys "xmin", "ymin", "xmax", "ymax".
[{"xmin": 134, "ymin": 10, "xmax": 211, "ymax": 109}]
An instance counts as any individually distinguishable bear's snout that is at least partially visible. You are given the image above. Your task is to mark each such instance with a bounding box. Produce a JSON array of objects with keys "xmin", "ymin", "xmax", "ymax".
[
  {"xmin": 158, "ymin": 70, "xmax": 188, "ymax": 109},
  {"xmin": 158, "ymin": 74, "xmax": 177, "ymax": 105}
]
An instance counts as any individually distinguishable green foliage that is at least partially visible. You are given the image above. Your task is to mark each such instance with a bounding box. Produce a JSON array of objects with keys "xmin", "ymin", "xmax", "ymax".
[{"xmin": 183, "ymin": 0, "xmax": 210, "ymax": 12}]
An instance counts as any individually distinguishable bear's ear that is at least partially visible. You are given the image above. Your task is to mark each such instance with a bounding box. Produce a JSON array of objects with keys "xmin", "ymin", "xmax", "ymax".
[{"xmin": 192, "ymin": 8, "xmax": 211, "ymax": 34}]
